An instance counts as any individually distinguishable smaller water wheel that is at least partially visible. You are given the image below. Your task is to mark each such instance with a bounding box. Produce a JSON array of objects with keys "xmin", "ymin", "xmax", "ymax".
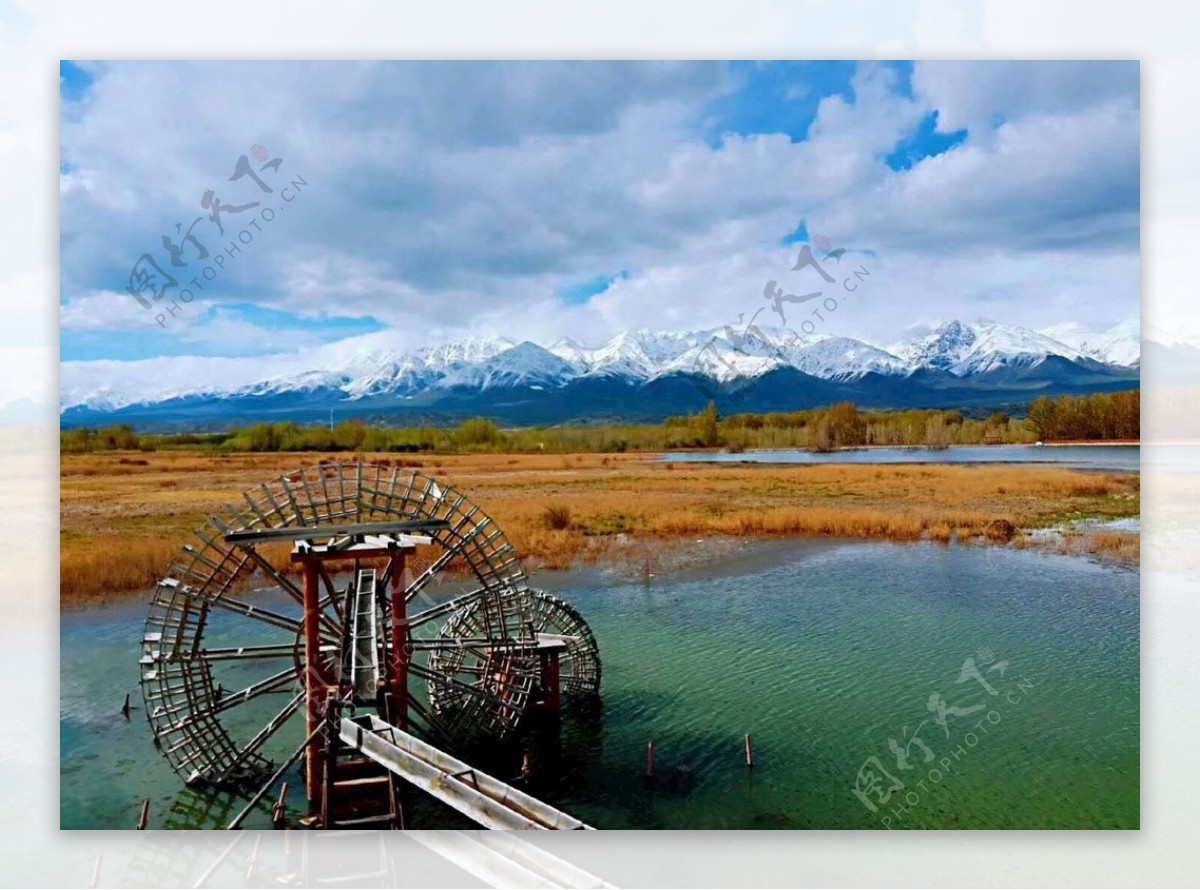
[{"xmin": 430, "ymin": 588, "xmax": 601, "ymax": 728}]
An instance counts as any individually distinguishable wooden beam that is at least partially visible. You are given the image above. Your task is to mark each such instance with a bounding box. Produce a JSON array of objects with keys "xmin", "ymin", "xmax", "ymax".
[
  {"xmin": 223, "ymin": 519, "xmax": 449, "ymax": 545},
  {"xmin": 289, "ymin": 545, "xmax": 418, "ymax": 564}
]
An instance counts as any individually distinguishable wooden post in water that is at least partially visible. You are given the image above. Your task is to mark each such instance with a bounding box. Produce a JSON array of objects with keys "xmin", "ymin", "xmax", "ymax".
[
  {"xmin": 272, "ymin": 782, "xmax": 288, "ymax": 829},
  {"xmin": 136, "ymin": 799, "xmax": 150, "ymax": 830},
  {"xmin": 646, "ymin": 741, "xmax": 656, "ymax": 780},
  {"xmin": 744, "ymin": 733, "xmax": 754, "ymax": 769},
  {"xmin": 538, "ymin": 648, "xmax": 563, "ymax": 713}
]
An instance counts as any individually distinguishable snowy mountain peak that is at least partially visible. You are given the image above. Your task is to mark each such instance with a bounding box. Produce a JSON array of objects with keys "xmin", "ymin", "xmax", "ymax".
[
  {"xmin": 1039, "ymin": 318, "xmax": 1140, "ymax": 368},
  {"xmin": 443, "ymin": 341, "xmax": 579, "ymax": 390},
  {"xmin": 895, "ymin": 320, "xmax": 978, "ymax": 371},
  {"xmin": 789, "ymin": 335, "xmax": 913, "ymax": 380},
  {"xmin": 891, "ymin": 319, "xmax": 1128, "ymax": 376},
  {"xmin": 571, "ymin": 328, "xmax": 701, "ymax": 379}
]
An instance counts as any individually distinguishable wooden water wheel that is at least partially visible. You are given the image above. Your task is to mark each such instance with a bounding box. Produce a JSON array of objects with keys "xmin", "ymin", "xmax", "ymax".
[
  {"xmin": 137, "ymin": 460, "xmax": 600, "ymax": 788},
  {"xmin": 432, "ymin": 589, "xmax": 601, "ymax": 714}
]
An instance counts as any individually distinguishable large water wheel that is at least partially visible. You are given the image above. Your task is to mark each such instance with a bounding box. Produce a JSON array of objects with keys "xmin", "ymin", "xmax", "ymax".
[{"xmin": 138, "ymin": 460, "xmax": 600, "ymax": 787}]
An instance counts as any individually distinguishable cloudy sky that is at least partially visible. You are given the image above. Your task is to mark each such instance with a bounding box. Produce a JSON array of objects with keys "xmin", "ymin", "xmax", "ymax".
[{"xmin": 60, "ymin": 60, "xmax": 1139, "ymax": 378}]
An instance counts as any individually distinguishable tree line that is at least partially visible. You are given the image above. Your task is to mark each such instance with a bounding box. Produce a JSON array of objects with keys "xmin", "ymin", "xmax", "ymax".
[
  {"xmin": 1025, "ymin": 391, "xmax": 1139, "ymax": 441},
  {"xmin": 60, "ymin": 390, "xmax": 1138, "ymax": 455}
]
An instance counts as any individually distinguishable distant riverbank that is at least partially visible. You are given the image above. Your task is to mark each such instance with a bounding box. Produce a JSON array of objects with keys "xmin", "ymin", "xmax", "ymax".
[
  {"xmin": 663, "ymin": 443, "xmax": 1138, "ymax": 472},
  {"xmin": 1040, "ymin": 439, "xmax": 1140, "ymax": 447}
]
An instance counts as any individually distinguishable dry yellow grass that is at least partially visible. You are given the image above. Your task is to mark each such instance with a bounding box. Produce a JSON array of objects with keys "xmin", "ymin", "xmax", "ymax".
[
  {"xmin": 1064, "ymin": 530, "xmax": 1141, "ymax": 565},
  {"xmin": 1012, "ymin": 529, "xmax": 1141, "ymax": 567},
  {"xmin": 60, "ymin": 450, "xmax": 1140, "ymax": 604}
]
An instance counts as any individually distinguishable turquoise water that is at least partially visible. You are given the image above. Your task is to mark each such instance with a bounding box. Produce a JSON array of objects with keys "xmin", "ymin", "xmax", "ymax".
[
  {"xmin": 60, "ymin": 540, "xmax": 1138, "ymax": 830},
  {"xmin": 664, "ymin": 444, "xmax": 1140, "ymax": 472}
]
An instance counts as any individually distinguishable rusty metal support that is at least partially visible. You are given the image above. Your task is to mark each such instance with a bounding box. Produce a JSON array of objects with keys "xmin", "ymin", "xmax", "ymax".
[{"xmin": 301, "ymin": 558, "xmax": 323, "ymax": 806}]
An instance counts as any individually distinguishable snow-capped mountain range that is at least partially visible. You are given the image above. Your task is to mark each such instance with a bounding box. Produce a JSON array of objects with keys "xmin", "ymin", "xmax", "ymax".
[
  {"xmin": 59, "ymin": 319, "xmax": 1140, "ymax": 429},
  {"xmin": 61, "ymin": 318, "xmax": 1140, "ymax": 411}
]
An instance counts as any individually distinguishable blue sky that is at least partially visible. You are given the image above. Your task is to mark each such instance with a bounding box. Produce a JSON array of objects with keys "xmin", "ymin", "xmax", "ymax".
[
  {"xmin": 702, "ymin": 61, "xmax": 858, "ymax": 145},
  {"xmin": 59, "ymin": 60, "xmax": 1139, "ymax": 393},
  {"xmin": 885, "ymin": 111, "xmax": 967, "ymax": 170},
  {"xmin": 59, "ymin": 61, "xmax": 92, "ymax": 102}
]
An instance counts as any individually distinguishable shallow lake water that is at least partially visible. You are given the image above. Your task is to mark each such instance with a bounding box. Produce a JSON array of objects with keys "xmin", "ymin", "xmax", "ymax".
[
  {"xmin": 60, "ymin": 539, "xmax": 1138, "ymax": 830},
  {"xmin": 663, "ymin": 444, "xmax": 1140, "ymax": 472}
]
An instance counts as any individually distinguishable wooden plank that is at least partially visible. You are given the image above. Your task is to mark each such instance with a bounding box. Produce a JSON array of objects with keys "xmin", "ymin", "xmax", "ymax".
[
  {"xmin": 224, "ymin": 519, "xmax": 450, "ymax": 544},
  {"xmin": 341, "ymin": 715, "xmax": 593, "ymax": 830}
]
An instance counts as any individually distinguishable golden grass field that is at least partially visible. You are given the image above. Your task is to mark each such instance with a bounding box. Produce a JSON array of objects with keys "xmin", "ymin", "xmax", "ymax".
[{"xmin": 60, "ymin": 450, "xmax": 1140, "ymax": 605}]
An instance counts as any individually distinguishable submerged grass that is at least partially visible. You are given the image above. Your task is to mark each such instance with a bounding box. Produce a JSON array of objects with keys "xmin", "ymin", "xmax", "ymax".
[{"xmin": 60, "ymin": 450, "xmax": 1141, "ymax": 604}]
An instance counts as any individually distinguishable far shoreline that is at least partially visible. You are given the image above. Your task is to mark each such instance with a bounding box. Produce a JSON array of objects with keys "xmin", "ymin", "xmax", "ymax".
[
  {"xmin": 670, "ymin": 440, "xmax": 1141, "ymax": 454},
  {"xmin": 1038, "ymin": 439, "xmax": 1139, "ymax": 447}
]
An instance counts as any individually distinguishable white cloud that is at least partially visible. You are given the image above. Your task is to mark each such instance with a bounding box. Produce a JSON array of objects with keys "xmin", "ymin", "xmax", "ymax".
[
  {"xmin": 912, "ymin": 60, "xmax": 1139, "ymax": 135},
  {"xmin": 57, "ymin": 59, "xmax": 1140, "ymax": 386},
  {"xmin": 59, "ymin": 290, "xmax": 177, "ymax": 331}
]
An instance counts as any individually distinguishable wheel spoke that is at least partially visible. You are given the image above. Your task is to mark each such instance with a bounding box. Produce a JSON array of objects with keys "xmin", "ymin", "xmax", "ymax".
[
  {"xmin": 216, "ymin": 692, "xmax": 304, "ymax": 784},
  {"xmin": 408, "ymin": 588, "xmax": 487, "ymax": 628},
  {"xmin": 213, "ymin": 667, "xmax": 299, "ymax": 715},
  {"xmin": 409, "ymin": 662, "xmax": 519, "ymax": 711},
  {"xmin": 409, "ymin": 637, "xmax": 502, "ymax": 651},
  {"xmin": 316, "ymin": 564, "xmax": 346, "ymax": 627},
  {"xmin": 405, "ymin": 695, "xmax": 456, "ymax": 740},
  {"xmin": 230, "ymin": 541, "xmax": 343, "ymax": 638},
  {"xmin": 199, "ymin": 644, "xmax": 297, "ymax": 662},
  {"xmin": 195, "ymin": 591, "xmax": 305, "ymax": 636},
  {"xmin": 405, "ymin": 548, "xmax": 458, "ymax": 603}
]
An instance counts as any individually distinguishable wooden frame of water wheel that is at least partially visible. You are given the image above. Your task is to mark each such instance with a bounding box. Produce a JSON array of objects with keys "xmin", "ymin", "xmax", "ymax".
[{"xmin": 138, "ymin": 460, "xmax": 601, "ymax": 788}]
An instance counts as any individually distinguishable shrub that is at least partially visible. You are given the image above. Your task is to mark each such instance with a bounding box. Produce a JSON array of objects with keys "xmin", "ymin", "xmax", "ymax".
[
  {"xmin": 455, "ymin": 417, "xmax": 502, "ymax": 448},
  {"xmin": 542, "ymin": 504, "xmax": 572, "ymax": 530}
]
